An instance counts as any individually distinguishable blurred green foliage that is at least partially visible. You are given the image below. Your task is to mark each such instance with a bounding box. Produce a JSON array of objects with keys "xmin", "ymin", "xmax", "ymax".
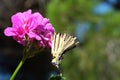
[{"xmin": 46, "ymin": 0, "xmax": 120, "ymax": 80}]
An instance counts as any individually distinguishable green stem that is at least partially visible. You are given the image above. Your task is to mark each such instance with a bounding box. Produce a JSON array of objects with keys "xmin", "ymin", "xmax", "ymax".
[{"xmin": 10, "ymin": 57, "xmax": 26, "ymax": 80}]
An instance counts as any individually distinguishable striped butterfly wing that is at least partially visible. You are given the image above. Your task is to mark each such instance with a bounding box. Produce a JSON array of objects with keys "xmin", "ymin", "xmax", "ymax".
[{"xmin": 51, "ymin": 33, "xmax": 79, "ymax": 67}]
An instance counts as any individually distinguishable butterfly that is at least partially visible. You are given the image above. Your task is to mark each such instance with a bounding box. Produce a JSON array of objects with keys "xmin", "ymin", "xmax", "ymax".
[{"xmin": 51, "ymin": 32, "xmax": 79, "ymax": 68}]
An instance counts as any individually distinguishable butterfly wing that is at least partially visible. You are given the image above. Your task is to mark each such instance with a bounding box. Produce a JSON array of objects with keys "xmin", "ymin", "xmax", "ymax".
[{"xmin": 51, "ymin": 33, "xmax": 79, "ymax": 67}]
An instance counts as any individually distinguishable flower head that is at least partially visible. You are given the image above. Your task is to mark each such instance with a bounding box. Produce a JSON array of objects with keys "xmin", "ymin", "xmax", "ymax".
[{"xmin": 4, "ymin": 9, "xmax": 55, "ymax": 48}]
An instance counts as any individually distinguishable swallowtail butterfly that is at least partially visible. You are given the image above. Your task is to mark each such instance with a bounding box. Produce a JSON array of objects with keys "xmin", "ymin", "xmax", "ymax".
[{"xmin": 51, "ymin": 33, "xmax": 79, "ymax": 68}]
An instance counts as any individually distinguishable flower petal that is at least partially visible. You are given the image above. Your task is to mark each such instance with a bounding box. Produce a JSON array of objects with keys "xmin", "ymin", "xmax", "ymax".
[
  {"xmin": 4, "ymin": 27, "xmax": 16, "ymax": 36},
  {"xmin": 28, "ymin": 32, "xmax": 41, "ymax": 40}
]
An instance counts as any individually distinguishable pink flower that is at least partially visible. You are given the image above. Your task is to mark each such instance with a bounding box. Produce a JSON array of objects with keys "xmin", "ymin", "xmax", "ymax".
[{"xmin": 4, "ymin": 9, "xmax": 55, "ymax": 48}]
